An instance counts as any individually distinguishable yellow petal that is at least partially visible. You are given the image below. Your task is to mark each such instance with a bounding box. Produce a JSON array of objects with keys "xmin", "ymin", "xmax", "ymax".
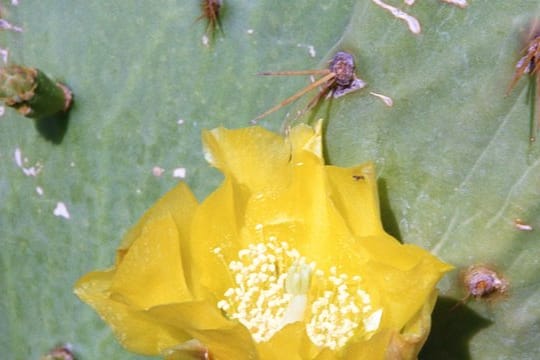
[
  {"xmin": 343, "ymin": 329, "xmax": 392, "ymax": 359},
  {"xmin": 188, "ymin": 175, "xmax": 248, "ymax": 298},
  {"xmin": 202, "ymin": 125, "xmax": 291, "ymax": 192},
  {"xmin": 257, "ymin": 323, "xmax": 320, "ymax": 360},
  {"xmin": 110, "ymin": 213, "xmax": 193, "ymax": 308},
  {"xmin": 117, "ymin": 182, "xmax": 198, "ymax": 264},
  {"xmin": 288, "ymin": 120, "xmax": 324, "ymax": 162},
  {"xmin": 74, "ymin": 270, "xmax": 191, "ymax": 355},
  {"xmin": 111, "ymin": 182, "xmax": 198, "ymax": 308},
  {"xmin": 149, "ymin": 302, "xmax": 258, "ymax": 359},
  {"xmin": 324, "ymin": 162, "xmax": 383, "ymax": 237},
  {"xmin": 384, "ymin": 290, "xmax": 439, "ymax": 360},
  {"xmin": 362, "ymin": 248, "xmax": 452, "ymax": 330},
  {"xmin": 74, "ymin": 183, "xmax": 199, "ymax": 354}
]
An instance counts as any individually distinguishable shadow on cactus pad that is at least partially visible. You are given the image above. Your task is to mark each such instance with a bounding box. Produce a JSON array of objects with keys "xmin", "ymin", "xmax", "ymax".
[
  {"xmin": 33, "ymin": 111, "xmax": 71, "ymax": 144},
  {"xmin": 377, "ymin": 178, "xmax": 403, "ymax": 243},
  {"xmin": 419, "ymin": 296, "xmax": 492, "ymax": 360}
]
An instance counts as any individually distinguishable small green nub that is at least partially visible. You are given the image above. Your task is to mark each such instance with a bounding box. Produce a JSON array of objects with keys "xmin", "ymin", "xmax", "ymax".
[{"xmin": 0, "ymin": 65, "xmax": 72, "ymax": 119}]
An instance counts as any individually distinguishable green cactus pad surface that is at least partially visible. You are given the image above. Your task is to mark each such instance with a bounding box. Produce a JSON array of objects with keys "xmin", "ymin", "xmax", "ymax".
[{"xmin": 1, "ymin": 1, "xmax": 539, "ymax": 359}]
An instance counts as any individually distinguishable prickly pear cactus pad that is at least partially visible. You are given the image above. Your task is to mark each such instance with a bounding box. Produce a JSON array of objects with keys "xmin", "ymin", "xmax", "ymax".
[{"xmin": 0, "ymin": 1, "xmax": 539, "ymax": 359}]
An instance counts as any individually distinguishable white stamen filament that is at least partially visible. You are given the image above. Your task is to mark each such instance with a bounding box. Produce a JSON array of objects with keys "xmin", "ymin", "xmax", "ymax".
[{"xmin": 280, "ymin": 261, "xmax": 312, "ymax": 327}]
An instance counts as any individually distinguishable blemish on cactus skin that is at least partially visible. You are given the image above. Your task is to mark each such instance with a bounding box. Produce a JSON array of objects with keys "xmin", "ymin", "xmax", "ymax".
[
  {"xmin": 0, "ymin": 48, "xmax": 8, "ymax": 64},
  {"xmin": 369, "ymin": 91, "xmax": 394, "ymax": 107},
  {"xmin": 374, "ymin": 0, "xmax": 467, "ymax": 36},
  {"xmin": 441, "ymin": 0, "xmax": 468, "ymax": 8},
  {"xmin": 53, "ymin": 202, "xmax": 71, "ymax": 220},
  {"xmin": 404, "ymin": 0, "xmax": 468, "ymax": 9},
  {"xmin": 172, "ymin": 167, "xmax": 187, "ymax": 178},
  {"xmin": 201, "ymin": 34, "xmax": 209, "ymax": 47},
  {"xmin": 41, "ymin": 344, "xmax": 76, "ymax": 360},
  {"xmin": 14, "ymin": 147, "xmax": 43, "ymax": 177},
  {"xmin": 152, "ymin": 166, "xmax": 165, "ymax": 177},
  {"xmin": 0, "ymin": 18, "xmax": 22, "ymax": 32},
  {"xmin": 514, "ymin": 218, "xmax": 533, "ymax": 231},
  {"xmin": 371, "ymin": 0, "xmax": 421, "ymax": 35},
  {"xmin": 297, "ymin": 43, "xmax": 317, "ymax": 58},
  {"xmin": 461, "ymin": 264, "xmax": 508, "ymax": 301}
]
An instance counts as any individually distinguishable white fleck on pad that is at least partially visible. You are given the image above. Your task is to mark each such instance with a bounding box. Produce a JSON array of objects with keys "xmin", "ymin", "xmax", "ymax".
[
  {"xmin": 53, "ymin": 202, "xmax": 70, "ymax": 219},
  {"xmin": 172, "ymin": 167, "xmax": 186, "ymax": 178},
  {"xmin": 202, "ymin": 34, "xmax": 209, "ymax": 47},
  {"xmin": 152, "ymin": 166, "xmax": 165, "ymax": 177},
  {"xmin": 372, "ymin": 0, "xmax": 421, "ymax": 35},
  {"xmin": 0, "ymin": 48, "xmax": 8, "ymax": 64},
  {"xmin": 14, "ymin": 147, "xmax": 43, "ymax": 177},
  {"xmin": 369, "ymin": 92, "xmax": 394, "ymax": 107},
  {"xmin": 0, "ymin": 19, "xmax": 23, "ymax": 32},
  {"xmin": 442, "ymin": 0, "xmax": 468, "ymax": 8}
]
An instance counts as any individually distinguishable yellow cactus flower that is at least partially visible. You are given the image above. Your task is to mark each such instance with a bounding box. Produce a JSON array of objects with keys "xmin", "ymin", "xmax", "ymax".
[{"xmin": 74, "ymin": 121, "xmax": 452, "ymax": 359}]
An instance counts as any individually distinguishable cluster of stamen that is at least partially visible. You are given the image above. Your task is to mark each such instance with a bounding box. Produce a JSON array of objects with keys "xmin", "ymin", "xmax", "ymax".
[
  {"xmin": 215, "ymin": 228, "xmax": 382, "ymax": 350},
  {"xmin": 216, "ymin": 237, "xmax": 302, "ymax": 342},
  {"xmin": 307, "ymin": 267, "xmax": 381, "ymax": 349}
]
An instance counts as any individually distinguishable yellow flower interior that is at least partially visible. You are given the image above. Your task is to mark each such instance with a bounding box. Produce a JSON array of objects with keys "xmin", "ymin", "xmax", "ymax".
[{"xmin": 215, "ymin": 225, "xmax": 382, "ymax": 350}]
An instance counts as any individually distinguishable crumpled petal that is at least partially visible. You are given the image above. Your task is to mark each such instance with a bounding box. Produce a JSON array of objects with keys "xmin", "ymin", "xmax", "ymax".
[
  {"xmin": 75, "ymin": 183, "xmax": 201, "ymax": 354},
  {"xmin": 202, "ymin": 125, "xmax": 291, "ymax": 192}
]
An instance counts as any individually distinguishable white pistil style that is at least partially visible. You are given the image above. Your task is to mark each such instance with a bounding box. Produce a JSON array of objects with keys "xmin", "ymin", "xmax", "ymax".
[
  {"xmin": 215, "ymin": 232, "xmax": 383, "ymax": 350},
  {"xmin": 280, "ymin": 260, "xmax": 312, "ymax": 327},
  {"xmin": 217, "ymin": 237, "xmax": 296, "ymax": 342}
]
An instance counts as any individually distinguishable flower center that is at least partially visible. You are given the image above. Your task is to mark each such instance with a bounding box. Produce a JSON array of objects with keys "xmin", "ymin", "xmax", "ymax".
[{"xmin": 214, "ymin": 229, "xmax": 382, "ymax": 350}]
